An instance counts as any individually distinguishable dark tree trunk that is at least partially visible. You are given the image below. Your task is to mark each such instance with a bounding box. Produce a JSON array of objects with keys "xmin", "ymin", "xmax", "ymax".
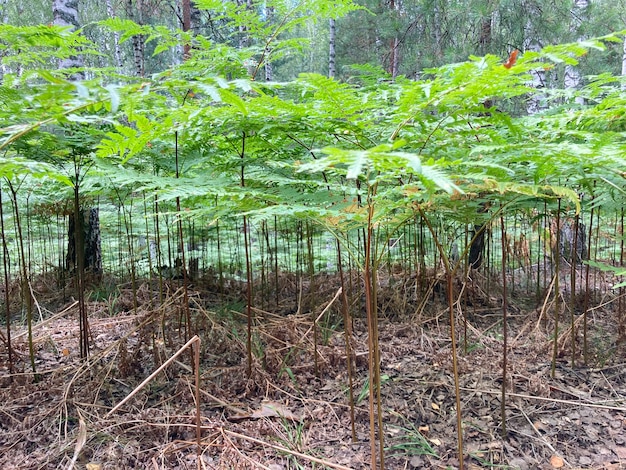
[
  {"xmin": 469, "ymin": 224, "xmax": 486, "ymax": 269},
  {"xmin": 469, "ymin": 201, "xmax": 491, "ymax": 269},
  {"xmin": 66, "ymin": 208, "xmax": 102, "ymax": 276},
  {"xmin": 182, "ymin": 0, "xmax": 192, "ymax": 59}
]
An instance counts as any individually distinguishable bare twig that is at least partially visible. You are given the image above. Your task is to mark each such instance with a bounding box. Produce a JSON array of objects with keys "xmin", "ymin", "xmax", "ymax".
[
  {"xmin": 461, "ymin": 387, "xmax": 626, "ymax": 411},
  {"xmin": 516, "ymin": 403, "xmax": 571, "ymax": 468},
  {"xmin": 106, "ymin": 335, "xmax": 201, "ymax": 417},
  {"xmin": 222, "ymin": 429, "xmax": 355, "ymax": 470}
]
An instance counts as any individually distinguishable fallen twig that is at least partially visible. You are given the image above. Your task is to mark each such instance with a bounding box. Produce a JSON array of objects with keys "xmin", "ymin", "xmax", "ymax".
[
  {"xmin": 106, "ymin": 335, "xmax": 200, "ymax": 416},
  {"xmin": 461, "ymin": 387, "xmax": 626, "ymax": 411},
  {"xmin": 222, "ymin": 428, "xmax": 354, "ymax": 470}
]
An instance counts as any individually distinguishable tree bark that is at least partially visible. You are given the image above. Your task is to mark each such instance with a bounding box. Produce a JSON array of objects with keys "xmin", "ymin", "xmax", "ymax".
[
  {"xmin": 126, "ymin": 0, "xmax": 145, "ymax": 77},
  {"xmin": 182, "ymin": 0, "xmax": 192, "ymax": 59},
  {"xmin": 66, "ymin": 208, "xmax": 102, "ymax": 275},
  {"xmin": 388, "ymin": 0, "xmax": 399, "ymax": 78},
  {"xmin": 264, "ymin": 5, "xmax": 274, "ymax": 81},
  {"xmin": 329, "ymin": 18, "xmax": 336, "ymax": 78},
  {"xmin": 52, "ymin": 0, "xmax": 84, "ymax": 77},
  {"xmin": 105, "ymin": 0, "xmax": 123, "ymax": 70},
  {"xmin": 564, "ymin": 0, "xmax": 589, "ymax": 105},
  {"xmin": 622, "ymin": 35, "xmax": 626, "ymax": 91},
  {"xmin": 0, "ymin": 0, "xmax": 7, "ymax": 82}
]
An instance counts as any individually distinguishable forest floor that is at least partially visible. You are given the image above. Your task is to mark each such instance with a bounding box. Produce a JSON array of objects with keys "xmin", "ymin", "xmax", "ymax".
[{"xmin": 0, "ymin": 269, "xmax": 626, "ymax": 469}]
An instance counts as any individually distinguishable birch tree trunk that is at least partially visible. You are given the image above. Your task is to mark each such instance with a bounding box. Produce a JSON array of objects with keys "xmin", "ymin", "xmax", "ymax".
[
  {"xmin": 523, "ymin": 1, "xmax": 546, "ymax": 115},
  {"xmin": 125, "ymin": 0, "xmax": 145, "ymax": 77},
  {"xmin": 52, "ymin": 0, "xmax": 84, "ymax": 76},
  {"xmin": 236, "ymin": 0, "xmax": 255, "ymax": 76},
  {"xmin": 388, "ymin": 0, "xmax": 399, "ymax": 78},
  {"xmin": 564, "ymin": 0, "xmax": 589, "ymax": 105},
  {"xmin": 264, "ymin": 5, "xmax": 274, "ymax": 81},
  {"xmin": 105, "ymin": 0, "xmax": 123, "ymax": 70},
  {"xmin": 0, "ymin": 0, "xmax": 7, "ymax": 81},
  {"xmin": 622, "ymin": 35, "xmax": 626, "ymax": 91},
  {"xmin": 329, "ymin": 18, "xmax": 336, "ymax": 78}
]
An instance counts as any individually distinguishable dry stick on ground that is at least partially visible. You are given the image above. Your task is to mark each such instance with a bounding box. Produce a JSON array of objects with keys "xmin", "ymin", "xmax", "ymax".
[
  {"xmin": 283, "ymin": 287, "xmax": 343, "ymax": 353},
  {"xmin": 66, "ymin": 409, "xmax": 87, "ymax": 470},
  {"xmin": 221, "ymin": 430, "xmax": 274, "ymax": 470},
  {"xmin": 515, "ymin": 403, "xmax": 572, "ymax": 468},
  {"xmin": 222, "ymin": 429, "xmax": 355, "ymax": 470},
  {"xmin": 106, "ymin": 335, "xmax": 202, "ymax": 456},
  {"xmin": 12, "ymin": 300, "xmax": 79, "ymax": 340},
  {"xmin": 535, "ymin": 273, "xmax": 557, "ymax": 332},
  {"xmin": 460, "ymin": 387, "xmax": 626, "ymax": 412}
]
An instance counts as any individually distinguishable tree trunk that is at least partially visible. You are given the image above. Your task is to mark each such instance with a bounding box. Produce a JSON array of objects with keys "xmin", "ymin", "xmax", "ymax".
[
  {"xmin": 523, "ymin": 1, "xmax": 552, "ymax": 114},
  {"xmin": 469, "ymin": 201, "xmax": 491, "ymax": 270},
  {"xmin": 264, "ymin": 5, "xmax": 274, "ymax": 81},
  {"xmin": 564, "ymin": 0, "xmax": 589, "ymax": 105},
  {"xmin": 329, "ymin": 18, "xmax": 336, "ymax": 78},
  {"xmin": 53, "ymin": 0, "xmax": 98, "ymax": 358},
  {"xmin": 388, "ymin": 0, "xmax": 399, "ymax": 78},
  {"xmin": 105, "ymin": 0, "xmax": 123, "ymax": 70},
  {"xmin": 52, "ymin": 0, "xmax": 84, "ymax": 77},
  {"xmin": 0, "ymin": 0, "xmax": 7, "ymax": 81},
  {"xmin": 126, "ymin": 0, "xmax": 146, "ymax": 77},
  {"xmin": 66, "ymin": 208, "xmax": 102, "ymax": 276},
  {"xmin": 236, "ymin": 0, "xmax": 253, "ymax": 49},
  {"xmin": 468, "ymin": 224, "xmax": 486, "ymax": 269},
  {"xmin": 622, "ymin": 35, "xmax": 626, "ymax": 91},
  {"xmin": 181, "ymin": 0, "xmax": 192, "ymax": 59},
  {"xmin": 478, "ymin": 3, "xmax": 496, "ymax": 56}
]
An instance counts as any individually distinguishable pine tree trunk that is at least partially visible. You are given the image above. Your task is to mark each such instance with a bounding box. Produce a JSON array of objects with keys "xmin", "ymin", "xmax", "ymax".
[
  {"xmin": 181, "ymin": 0, "xmax": 192, "ymax": 59},
  {"xmin": 469, "ymin": 225, "xmax": 486, "ymax": 269},
  {"xmin": 66, "ymin": 209, "xmax": 102, "ymax": 276}
]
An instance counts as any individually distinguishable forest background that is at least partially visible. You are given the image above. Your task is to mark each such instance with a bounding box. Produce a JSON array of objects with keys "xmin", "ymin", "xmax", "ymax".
[{"xmin": 2, "ymin": 0, "xmax": 626, "ymax": 469}]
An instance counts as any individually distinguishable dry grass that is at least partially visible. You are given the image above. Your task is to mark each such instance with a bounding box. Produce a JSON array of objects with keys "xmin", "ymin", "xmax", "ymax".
[{"xmin": 0, "ymin": 270, "xmax": 625, "ymax": 469}]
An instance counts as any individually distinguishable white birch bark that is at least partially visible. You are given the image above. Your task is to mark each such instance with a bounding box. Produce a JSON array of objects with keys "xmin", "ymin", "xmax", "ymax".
[
  {"xmin": 125, "ymin": 0, "xmax": 145, "ymax": 77},
  {"xmin": 564, "ymin": 0, "xmax": 589, "ymax": 105},
  {"xmin": 524, "ymin": 2, "xmax": 546, "ymax": 115},
  {"xmin": 105, "ymin": 0, "xmax": 123, "ymax": 71},
  {"xmin": 263, "ymin": 5, "xmax": 273, "ymax": 81},
  {"xmin": 388, "ymin": 0, "xmax": 399, "ymax": 78},
  {"xmin": 329, "ymin": 18, "xmax": 336, "ymax": 78},
  {"xmin": 525, "ymin": 42, "xmax": 546, "ymax": 115},
  {"xmin": 0, "ymin": 0, "xmax": 8, "ymax": 81},
  {"xmin": 622, "ymin": 36, "xmax": 626, "ymax": 91},
  {"xmin": 52, "ymin": 0, "xmax": 84, "ymax": 77}
]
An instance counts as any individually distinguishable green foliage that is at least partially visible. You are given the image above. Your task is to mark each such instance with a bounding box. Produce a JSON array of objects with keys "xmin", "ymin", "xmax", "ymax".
[
  {"xmin": 1, "ymin": 8, "xmax": 626, "ymax": 293},
  {"xmin": 0, "ymin": 24, "xmax": 99, "ymax": 69}
]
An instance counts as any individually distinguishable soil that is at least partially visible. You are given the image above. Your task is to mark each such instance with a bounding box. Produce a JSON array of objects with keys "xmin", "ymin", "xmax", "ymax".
[{"xmin": 0, "ymin": 271, "xmax": 625, "ymax": 470}]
